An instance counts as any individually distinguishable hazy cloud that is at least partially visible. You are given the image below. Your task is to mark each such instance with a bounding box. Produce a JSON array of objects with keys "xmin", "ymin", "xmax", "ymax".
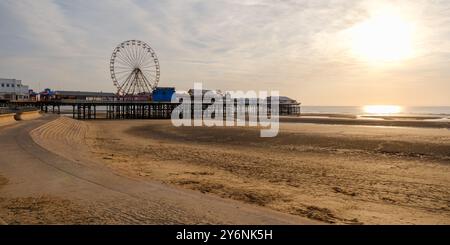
[{"xmin": 0, "ymin": 0, "xmax": 449, "ymax": 105}]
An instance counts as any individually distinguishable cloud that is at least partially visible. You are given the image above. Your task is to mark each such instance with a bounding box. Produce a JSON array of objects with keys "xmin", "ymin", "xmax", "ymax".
[{"xmin": 0, "ymin": 0, "xmax": 449, "ymax": 105}]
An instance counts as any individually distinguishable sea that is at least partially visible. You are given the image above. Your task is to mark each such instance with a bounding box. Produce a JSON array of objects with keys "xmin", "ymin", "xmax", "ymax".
[{"xmin": 301, "ymin": 106, "xmax": 450, "ymax": 116}]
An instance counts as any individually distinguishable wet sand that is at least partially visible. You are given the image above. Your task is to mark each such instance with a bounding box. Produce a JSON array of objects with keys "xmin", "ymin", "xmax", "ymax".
[
  {"xmin": 281, "ymin": 115, "xmax": 450, "ymax": 128},
  {"xmin": 29, "ymin": 116, "xmax": 450, "ymax": 224}
]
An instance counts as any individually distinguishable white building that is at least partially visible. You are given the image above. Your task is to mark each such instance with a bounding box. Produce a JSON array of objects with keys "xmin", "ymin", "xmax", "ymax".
[{"xmin": 0, "ymin": 78, "xmax": 30, "ymax": 100}]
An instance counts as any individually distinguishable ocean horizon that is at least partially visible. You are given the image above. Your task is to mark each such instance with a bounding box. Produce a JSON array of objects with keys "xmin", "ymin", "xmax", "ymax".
[{"xmin": 301, "ymin": 106, "xmax": 450, "ymax": 116}]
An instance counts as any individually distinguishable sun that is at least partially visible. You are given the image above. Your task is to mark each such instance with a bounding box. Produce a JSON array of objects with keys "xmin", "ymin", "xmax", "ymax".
[
  {"xmin": 347, "ymin": 10, "xmax": 415, "ymax": 63},
  {"xmin": 363, "ymin": 105, "xmax": 402, "ymax": 115}
]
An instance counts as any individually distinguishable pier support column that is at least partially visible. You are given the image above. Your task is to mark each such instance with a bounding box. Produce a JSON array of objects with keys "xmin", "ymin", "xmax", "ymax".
[
  {"xmin": 87, "ymin": 105, "xmax": 91, "ymax": 119},
  {"xmin": 77, "ymin": 105, "xmax": 81, "ymax": 119}
]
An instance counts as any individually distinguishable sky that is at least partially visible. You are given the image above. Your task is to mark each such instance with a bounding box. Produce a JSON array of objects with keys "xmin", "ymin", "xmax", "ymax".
[{"xmin": 0, "ymin": 0, "xmax": 449, "ymax": 106}]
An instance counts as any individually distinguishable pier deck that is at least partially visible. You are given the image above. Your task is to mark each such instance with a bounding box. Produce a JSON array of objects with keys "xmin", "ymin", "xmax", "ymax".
[{"xmin": 7, "ymin": 100, "xmax": 301, "ymax": 119}]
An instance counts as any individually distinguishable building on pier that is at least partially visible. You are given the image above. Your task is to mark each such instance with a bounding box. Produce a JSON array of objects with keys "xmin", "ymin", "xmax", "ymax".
[
  {"xmin": 267, "ymin": 96, "xmax": 301, "ymax": 115},
  {"xmin": 152, "ymin": 87, "xmax": 175, "ymax": 102},
  {"xmin": 39, "ymin": 90, "xmax": 116, "ymax": 101},
  {"xmin": 0, "ymin": 78, "xmax": 30, "ymax": 101}
]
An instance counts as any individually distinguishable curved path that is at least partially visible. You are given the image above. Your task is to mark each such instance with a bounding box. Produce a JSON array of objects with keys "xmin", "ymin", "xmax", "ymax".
[{"xmin": 0, "ymin": 115, "xmax": 317, "ymax": 224}]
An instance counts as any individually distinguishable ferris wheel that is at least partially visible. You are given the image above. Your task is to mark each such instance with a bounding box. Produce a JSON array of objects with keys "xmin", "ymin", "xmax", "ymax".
[{"xmin": 110, "ymin": 40, "xmax": 160, "ymax": 95}]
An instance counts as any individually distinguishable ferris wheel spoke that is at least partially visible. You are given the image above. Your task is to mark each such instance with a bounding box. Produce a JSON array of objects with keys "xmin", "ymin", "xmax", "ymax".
[
  {"xmin": 141, "ymin": 72, "xmax": 158, "ymax": 77},
  {"xmin": 118, "ymin": 72, "xmax": 134, "ymax": 94},
  {"xmin": 134, "ymin": 46, "xmax": 142, "ymax": 67},
  {"xmin": 115, "ymin": 50, "xmax": 133, "ymax": 65},
  {"xmin": 140, "ymin": 59, "xmax": 157, "ymax": 67},
  {"xmin": 114, "ymin": 61, "xmax": 133, "ymax": 70},
  {"xmin": 116, "ymin": 72, "xmax": 134, "ymax": 82},
  {"xmin": 143, "ymin": 76, "xmax": 157, "ymax": 84},
  {"xmin": 122, "ymin": 80, "xmax": 132, "ymax": 95},
  {"xmin": 139, "ymin": 75, "xmax": 149, "ymax": 94},
  {"xmin": 115, "ymin": 63, "xmax": 131, "ymax": 71},
  {"xmin": 142, "ymin": 74, "xmax": 155, "ymax": 91},
  {"xmin": 130, "ymin": 78, "xmax": 137, "ymax": 95},
  {"xmin": 140, "ymin": 55, "xmax": 154, "ymax": 64},
  {"xmin": 139, "ymin": 55, "xmax": 151, "ymax": 65},
  {"xmin": 139, "ymin": 71, "xmax": 153, "ymax": 91},
  {"xmin": 123, "ymin": 46, "xmax": 136, "ymax": 67},
  {"xmin": 129, "ymin": 72, "xmax": 138, "ymax": 95},
  {"xmin": 142, "ymin": 78, "xmax": 153, "ymax": 92},
  {"xmin": 128, "ymin": 45, "xmax": 135, "ymax": 67},
  {"xmin": 137, "ymin": 53, "xmax": 148, "ymax": 69},
  {"xmin": 141, "ymin": 64, "xmax": 157, "ymax": 68},
  {"xmin": 132, "ymin": 45, "xmax": 139, "ymax": 67},
  {"xmin": 136, "ymin": 48, "xmax": 146, "ymax": 66},
  {"xmin": 117, "ymin": 47, "xmax": 135, "ymax": 67},
  {"xmin": 137, "ymin": 46, "xmax": 145, "ymax": 66},
  {"xmin": 140, "ymin": 60, "xmax": 153, "ymax": 69},
  {"xmin": 116, "ymin": 71, "xmax": 134, "ymax": 78},
  {"xmin": 114, "ymin": 68, "xmax": 133, "ymax": 73},
  {"xmin": 141, "ymin": 69, "xmax": 158, "ymax": 73},
  {"xmin": 120, "ymin": 70, "xmax": 134, "ymax": 87},
  {"xmin": 143, "ymin": 71, "xmax": 158, "ymax": 78},
  {"xmin": 135, "ymin": 49, "xmax": 142, "ymax": 68},
  {"xmin": 127, "ymin": 49, "xmax": 137, "ymax": 68},
  {"xmin": 116, "ymin": 73, "xmax": 131, "ymax": 81},
  {"xmin": 123, "ymin": 74, "xmax": 135, "ymax": 95},
  {"xmin": 137, "ymin": 50, "xmax": 145, "ymax": 68},
  {"xmin": 138, "ymin": 51, "xmax": 151, "ymax": 68},
  {"xmin": 140, "ymin": 67, "xmax": 157, "ymax": 72},
  {"xmin": 143, "ymin": 74, "xmax": 158, "ymax": 81},
  {"xmin": 114, "ymin": 66, "xmax": 134, "ymax": 71},
  {"xmin": 116, "ymin": 52, "xmax": 134, "ymax": 68}
]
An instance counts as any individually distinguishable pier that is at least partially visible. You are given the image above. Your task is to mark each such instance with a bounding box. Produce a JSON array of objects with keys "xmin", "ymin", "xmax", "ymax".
[{"xmin": 7, "ymin": 100, "xmax": 301, "ymax": 120}]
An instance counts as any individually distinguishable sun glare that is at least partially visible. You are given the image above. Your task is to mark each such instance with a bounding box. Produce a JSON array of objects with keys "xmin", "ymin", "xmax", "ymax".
[
  {"xmin": 363, "ymin": 105, "xmax": 402, "ymax": 115},
  {"xmin": 347, "ymin": 9, "xmax": 415, "ymax": 63}
]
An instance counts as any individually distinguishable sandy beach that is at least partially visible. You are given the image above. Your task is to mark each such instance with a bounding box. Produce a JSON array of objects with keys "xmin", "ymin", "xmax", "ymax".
[
  {"xmin": 27, "ymin": 116, "xmax": 450, "ymax": 224},
  {"xmin": 1, "ymin": 115, "xmax": 316, "ymax": 224}
]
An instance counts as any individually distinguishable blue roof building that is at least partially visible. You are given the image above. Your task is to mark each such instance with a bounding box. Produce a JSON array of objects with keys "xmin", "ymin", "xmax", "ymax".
[{"xmin": 152, "ymin": 87, "xmax": 175, "ymax": 102}]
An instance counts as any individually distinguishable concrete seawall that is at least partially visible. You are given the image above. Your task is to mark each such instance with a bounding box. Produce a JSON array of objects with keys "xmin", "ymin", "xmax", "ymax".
[
  {"xmin": 0, "ymin": 113, "xmax": 16, "ymax": 126},
  {"xmin": 14, "ymin": 110, "xmax": 42, "ymax": 121}
]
